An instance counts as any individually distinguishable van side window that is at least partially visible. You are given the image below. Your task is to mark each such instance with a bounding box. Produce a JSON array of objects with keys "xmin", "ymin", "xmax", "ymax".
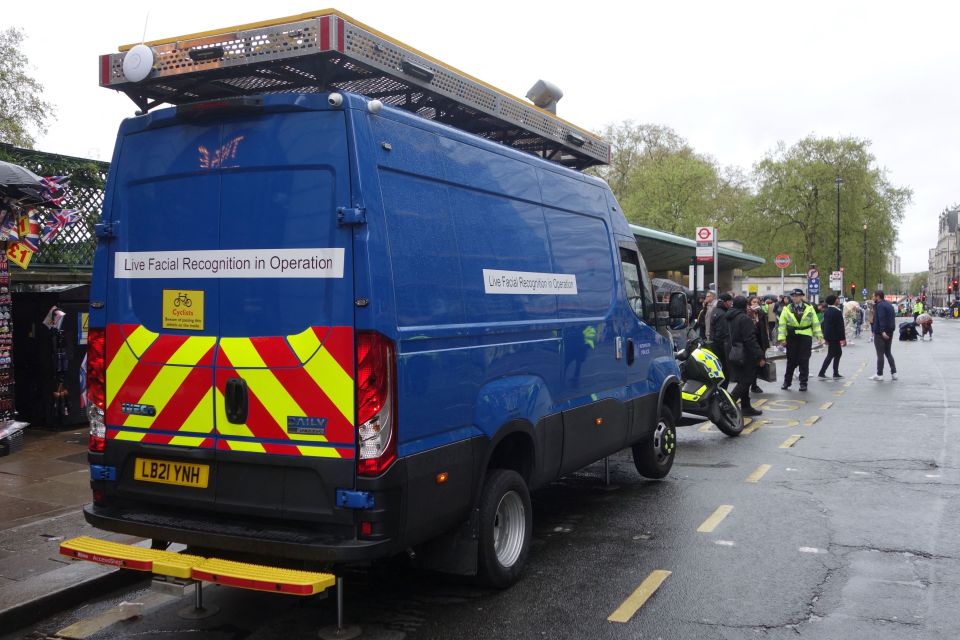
[{"xmin": 619, "ymin": 245, "xmax": 656, "ymax": 325}]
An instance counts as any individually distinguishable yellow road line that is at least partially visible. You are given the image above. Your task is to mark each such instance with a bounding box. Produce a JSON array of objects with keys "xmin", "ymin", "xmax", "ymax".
[
  {"xmin": 804, "ymin": 416, "xmax": 820, "ymax": 426},
  {"xmin": 779, "ymin": 435, "xmax": 803, "ymax": 449},
  {"xmin": 698, "ymin": 421, "xmax": 713, "ymax": 433},
  {"xmin": 745, "ymin": 464, "xmax": 772, "ymax": 483},
  {"xmin": 819, "ymin": 402, "xmax": 833, "ymax": 410},
  {"xmin": 753, "ymin": 398, "xmax": 768, "ymax": 407},
  {"xmin": 843, "ymin": 381, "xmax": 853, "ymax": 388},
  {"xmin": 697, "ymin": 505, "xmax": 734, "ymax": 533},
  {"xmin": 833, "ymin": 390, "xmax": 845, "ymax": 396},
  {"xmin": 608, "ymin": 570, "xmax": 672, "ymax": 623},
  {"xmin": 742, "ymin": 420, "xmax": 762, "ymax": 435}
]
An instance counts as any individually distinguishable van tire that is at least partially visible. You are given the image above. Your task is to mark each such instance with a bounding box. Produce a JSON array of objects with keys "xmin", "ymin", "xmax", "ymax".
[
  {"xmin": 477, "ymin": 469, "xmax": 532, "ymax": 588},
  {"xmin": 632, "ymin": 406, "xmax": 676, "ymax": 479}
]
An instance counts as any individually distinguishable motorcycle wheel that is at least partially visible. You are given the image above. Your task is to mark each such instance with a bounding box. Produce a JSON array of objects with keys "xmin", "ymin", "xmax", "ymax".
[{"xmin": 713, "ymin": 387, "xmax": 744, "ymax": 437}]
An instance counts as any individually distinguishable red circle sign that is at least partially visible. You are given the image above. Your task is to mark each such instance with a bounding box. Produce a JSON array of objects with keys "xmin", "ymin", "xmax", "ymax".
[
  {"xmin": 774, "ymin": 254, "xmax": 791, "ymax": 269},
  {"xmin": 697, "ymin": 227, "xmax": 712, "ymax": 240}
]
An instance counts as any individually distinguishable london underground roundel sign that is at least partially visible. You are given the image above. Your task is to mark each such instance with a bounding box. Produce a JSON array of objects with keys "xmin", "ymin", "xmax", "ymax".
[{"xmin": 774, "ymin": 254, "xmax": 791, "ymax": 269}]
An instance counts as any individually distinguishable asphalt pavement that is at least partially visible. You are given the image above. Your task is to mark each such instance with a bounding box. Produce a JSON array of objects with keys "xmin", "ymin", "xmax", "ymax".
[{"xmin": 2, "ymin": 321, "xmax": 959, "ymax": 639}]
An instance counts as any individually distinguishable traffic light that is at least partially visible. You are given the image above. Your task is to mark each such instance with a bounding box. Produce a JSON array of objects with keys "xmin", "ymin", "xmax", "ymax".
[
  {"xmin": 949, "ymin": 285, "xmax": 954, "ymax": 294},
  {"xmin": 850, "ymin": 283, "xmax": 856, "ymax": 296},
  {"xmin": 954, "ymin": 278, "xmax": 958, "ymax": 290}
]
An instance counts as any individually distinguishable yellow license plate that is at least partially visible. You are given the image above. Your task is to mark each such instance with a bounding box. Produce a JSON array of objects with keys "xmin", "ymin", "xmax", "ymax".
[{"xmin": 134, "ymin": 458, "xmax": 209, "ymax": 488}]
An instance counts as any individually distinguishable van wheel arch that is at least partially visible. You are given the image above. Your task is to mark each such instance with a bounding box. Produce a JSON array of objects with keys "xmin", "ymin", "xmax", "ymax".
[
  {"xmin": 659, "ymin": 376, "xmax": 681, "ymax": 424},
  {"xmin": 475, "ymin": 421, "xmax": 536, "ymax": 503}
]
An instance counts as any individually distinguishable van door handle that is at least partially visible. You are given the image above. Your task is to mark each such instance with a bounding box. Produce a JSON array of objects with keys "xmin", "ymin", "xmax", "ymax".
[
  {"xmin": 627, "ymin": 339, "xmax": 635, "ymax": 365},
  {"xmin": 224, "ymin": 378, "xmax": 248, "ymax": 424}
]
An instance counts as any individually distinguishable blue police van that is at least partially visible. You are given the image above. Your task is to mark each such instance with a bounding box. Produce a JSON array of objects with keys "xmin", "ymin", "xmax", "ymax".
[{"xmin": 84, "ymin": 11, "xmax": 685, "ymax": 587}]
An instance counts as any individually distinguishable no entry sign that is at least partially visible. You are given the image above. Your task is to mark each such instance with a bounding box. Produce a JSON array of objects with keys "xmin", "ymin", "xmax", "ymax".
[{"xmin": 774, "ymin": 254, "xmax": 791, "ymax": 269}]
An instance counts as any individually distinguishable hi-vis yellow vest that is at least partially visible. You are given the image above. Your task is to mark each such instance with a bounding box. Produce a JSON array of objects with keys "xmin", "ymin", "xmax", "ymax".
[{"xmin": 778, "ymin": 303, "xmax": 823, "ymax": 340}]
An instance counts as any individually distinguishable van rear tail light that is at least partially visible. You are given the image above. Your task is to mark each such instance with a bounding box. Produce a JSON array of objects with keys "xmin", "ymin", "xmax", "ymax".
[
  {"xmin": 87, "ymin": 328, "xmax": 106, "ymax": 452},
  {"xmin": 356, "ymin": 332, "xmax": 397, "ymax": 477}
]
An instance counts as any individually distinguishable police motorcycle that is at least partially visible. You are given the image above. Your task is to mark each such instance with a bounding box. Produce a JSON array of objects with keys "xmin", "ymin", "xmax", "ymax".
[{"xmin": 675, "ymin": 338, "xmax": 744, "ymax": 436}]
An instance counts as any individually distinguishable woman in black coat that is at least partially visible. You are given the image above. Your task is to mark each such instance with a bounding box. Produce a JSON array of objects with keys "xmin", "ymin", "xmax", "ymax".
[
  {"xmin": 748, "ymin": 295, "xmax": 770, "ymax": 393},
  {"xmin": 724, "ymin": 296, "xmax": 766, "ymax": 416},
  {"xmin": 818, "ymin": 294, "xmax": 846, "ymax": 378}
]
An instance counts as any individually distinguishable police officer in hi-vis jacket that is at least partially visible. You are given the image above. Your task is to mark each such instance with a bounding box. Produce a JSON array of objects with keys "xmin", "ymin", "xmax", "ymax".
[{"xmin": 777, "ymin": 288, "xmax": 823, "ymax": 391}]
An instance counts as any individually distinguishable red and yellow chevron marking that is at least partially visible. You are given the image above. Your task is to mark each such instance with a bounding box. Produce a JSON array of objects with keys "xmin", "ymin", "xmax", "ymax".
[
  {"xmin": 103, "ymin": 324, "xmax": 354, "ymax": 457},
  {"xmin": 216, "ymin": 326, "xmax": 354, "ymax": 458},
  {"xmin": 105, "ymin": 324, "xmax": 216, "ymax": 447}
]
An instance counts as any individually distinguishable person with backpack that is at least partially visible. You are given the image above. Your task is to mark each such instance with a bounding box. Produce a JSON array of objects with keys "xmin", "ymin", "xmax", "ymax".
[{"xmin": 777, "ymin": 288, "xmax": 823, "ymax": 392}]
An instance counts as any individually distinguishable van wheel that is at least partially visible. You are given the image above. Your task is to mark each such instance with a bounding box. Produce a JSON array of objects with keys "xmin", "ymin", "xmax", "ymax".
[
  {"xmin": 632, "ymin": 406, "xmax": 676, "ymax": 479},
  {"xmin": 477, "ymin": 469, "xmax": 532, "ymax": 588}
]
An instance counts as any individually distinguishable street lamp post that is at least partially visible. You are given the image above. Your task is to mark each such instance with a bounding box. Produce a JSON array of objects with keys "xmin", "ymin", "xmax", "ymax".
[
  {"xmin": 835, "ymin": 176, "xmax": 843, "ymax": 290},
  {"xmin": 862, "ymin": 223, "xmax": 867, "ymax": 300}
]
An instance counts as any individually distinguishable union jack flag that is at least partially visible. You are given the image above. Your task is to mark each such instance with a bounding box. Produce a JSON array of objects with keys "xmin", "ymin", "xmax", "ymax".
[
  {"xmin": 0, "ymin": 215, "xmax": 17, "ymax": 241},
  {"xmin": 21, "ymin": 212, "xmax": 41, "ymax": 252},
  {"xmin": 41, "ymin": 209, "xmax": 79, "ymax": 244},
  {"xmin": 40, "ymin": 176, "xmax": 70, "ymax": 207}
]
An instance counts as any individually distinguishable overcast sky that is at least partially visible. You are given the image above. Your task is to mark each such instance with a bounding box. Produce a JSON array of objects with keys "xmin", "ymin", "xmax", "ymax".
[{"xmin": 7, "ymin": 0, "xmax": 958, "ymax": 272}]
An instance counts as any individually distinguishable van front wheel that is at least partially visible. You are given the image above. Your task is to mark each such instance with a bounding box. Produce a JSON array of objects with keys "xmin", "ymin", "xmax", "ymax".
[
  {"xmin": 477, "ymin": 469, "xmax": 532, "ymax": 588},
  {"xmin": 632, "ymin": 406, "xmax": 676, "ymax": 479}
]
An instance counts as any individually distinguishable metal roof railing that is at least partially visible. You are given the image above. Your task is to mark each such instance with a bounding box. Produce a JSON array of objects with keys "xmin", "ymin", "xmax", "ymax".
[{"xmin": 100, "ymin": 9, "xmax": 609, "ymax": 170}]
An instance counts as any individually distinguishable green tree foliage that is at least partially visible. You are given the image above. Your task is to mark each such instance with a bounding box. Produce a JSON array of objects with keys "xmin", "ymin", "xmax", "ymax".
[
  {"xmin": 909, "ymin": 271, "xmax": 928, "ymax": 295},
  {"xmin": 0, "ymin": 27, "xmax": 53, "ymax": 148},
  {"xmin": 589, "ymin": 122, "xmax": 751, "ymax": 235},
  {"xmin": 743, "ymin": 136, "xmax": 912, "ymax": 283}
]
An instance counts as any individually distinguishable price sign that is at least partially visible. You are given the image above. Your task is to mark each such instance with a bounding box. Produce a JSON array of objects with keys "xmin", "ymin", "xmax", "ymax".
[{"xmin": 6, "ymin": 241, "xmax": 34, "ymax": 269}]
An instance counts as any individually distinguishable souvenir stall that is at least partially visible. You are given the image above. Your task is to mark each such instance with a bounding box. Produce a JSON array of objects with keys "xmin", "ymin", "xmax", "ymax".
[{"xmin": 0, "ymin": 160, "xmax": 80, "ymax": 454}]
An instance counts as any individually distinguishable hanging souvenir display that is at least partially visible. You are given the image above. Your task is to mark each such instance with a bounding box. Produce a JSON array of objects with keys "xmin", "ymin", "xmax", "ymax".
[{"xmin": 0, "ymin": 160, "xmax": 77, "ymax": 448}]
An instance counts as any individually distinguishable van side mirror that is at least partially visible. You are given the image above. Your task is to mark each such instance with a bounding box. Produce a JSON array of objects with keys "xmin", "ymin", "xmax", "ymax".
[{"xmin": 669, "ymin": 292, "xmax": 688, "ymax": 329}]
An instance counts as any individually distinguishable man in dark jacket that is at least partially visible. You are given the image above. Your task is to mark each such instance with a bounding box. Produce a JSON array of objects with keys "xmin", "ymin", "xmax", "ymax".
[
  {"xmin": 869, "ymin": 290, "xmax": 898, "ymax": 381},
  {"xmin": 709, "ymin": 293, "xmax": 734, "ymax": 382},
  {"xmin": 725, "ymin": 296, "xmax": 765, "ymax": 416},
  {"xmin": 817, "ymin": 294, "xmax": 846, "ymax": 379}
]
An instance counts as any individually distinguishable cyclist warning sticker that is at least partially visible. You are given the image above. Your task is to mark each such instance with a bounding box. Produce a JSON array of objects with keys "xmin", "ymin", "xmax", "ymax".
[{"xmin": 162, "ymin": 290, "xmax": 204, "ymax": 330}]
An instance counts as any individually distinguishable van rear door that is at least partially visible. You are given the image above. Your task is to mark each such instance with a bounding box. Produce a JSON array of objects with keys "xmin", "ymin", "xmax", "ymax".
[{"xmin": 104, "ymin": 104, "xmax": 356, "ymax": 525}]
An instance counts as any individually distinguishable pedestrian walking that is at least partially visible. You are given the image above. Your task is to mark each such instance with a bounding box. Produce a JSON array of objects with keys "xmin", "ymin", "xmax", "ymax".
[
  {"xmin": 763, "ymin": 296, "xmax": 778, "ymax": 343},
  {"xmin": 913, "ymin": 299, "xmax": 923, "ymax": 320},
  {"xmin": 748, "ymin": 295, "xmax": 770, "ymax": 393},
  {"xmin": 817, "ymin": 295, "xmax": 846, "ymax": 379},
  {"xmin": 710, "ymin": 293, "xmax": 734, "ymax": 381},
  {"xmin": 842, "ymin": 300, "xmax": 860, "ymax": 341},
  {"xmin": 726, "ymin": 296, "xmax": 765, "ymax": 417},
  {"xmin": 777, "ymin": 288, "xmax": 823, "ymax": 392},
  {"xmin": 916, "ymin": 312, "xmax": 933, "ymax": 341},
  {"xmin": 869, "ymin": 290, "xmax": 897, "ymax": 381},
  {"xmin": 697, "ymin": 290, "xmax": 717, "ymax": 341},
  {"xmin": 854, "ymin": 304, "xmax": 864, "ymax": 338}
]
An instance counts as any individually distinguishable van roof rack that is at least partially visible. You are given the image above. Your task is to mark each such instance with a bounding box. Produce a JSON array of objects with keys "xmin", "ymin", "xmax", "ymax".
[{"xmin": 100, "ymin": 9, "xmax": 609, "ymax": 170}]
